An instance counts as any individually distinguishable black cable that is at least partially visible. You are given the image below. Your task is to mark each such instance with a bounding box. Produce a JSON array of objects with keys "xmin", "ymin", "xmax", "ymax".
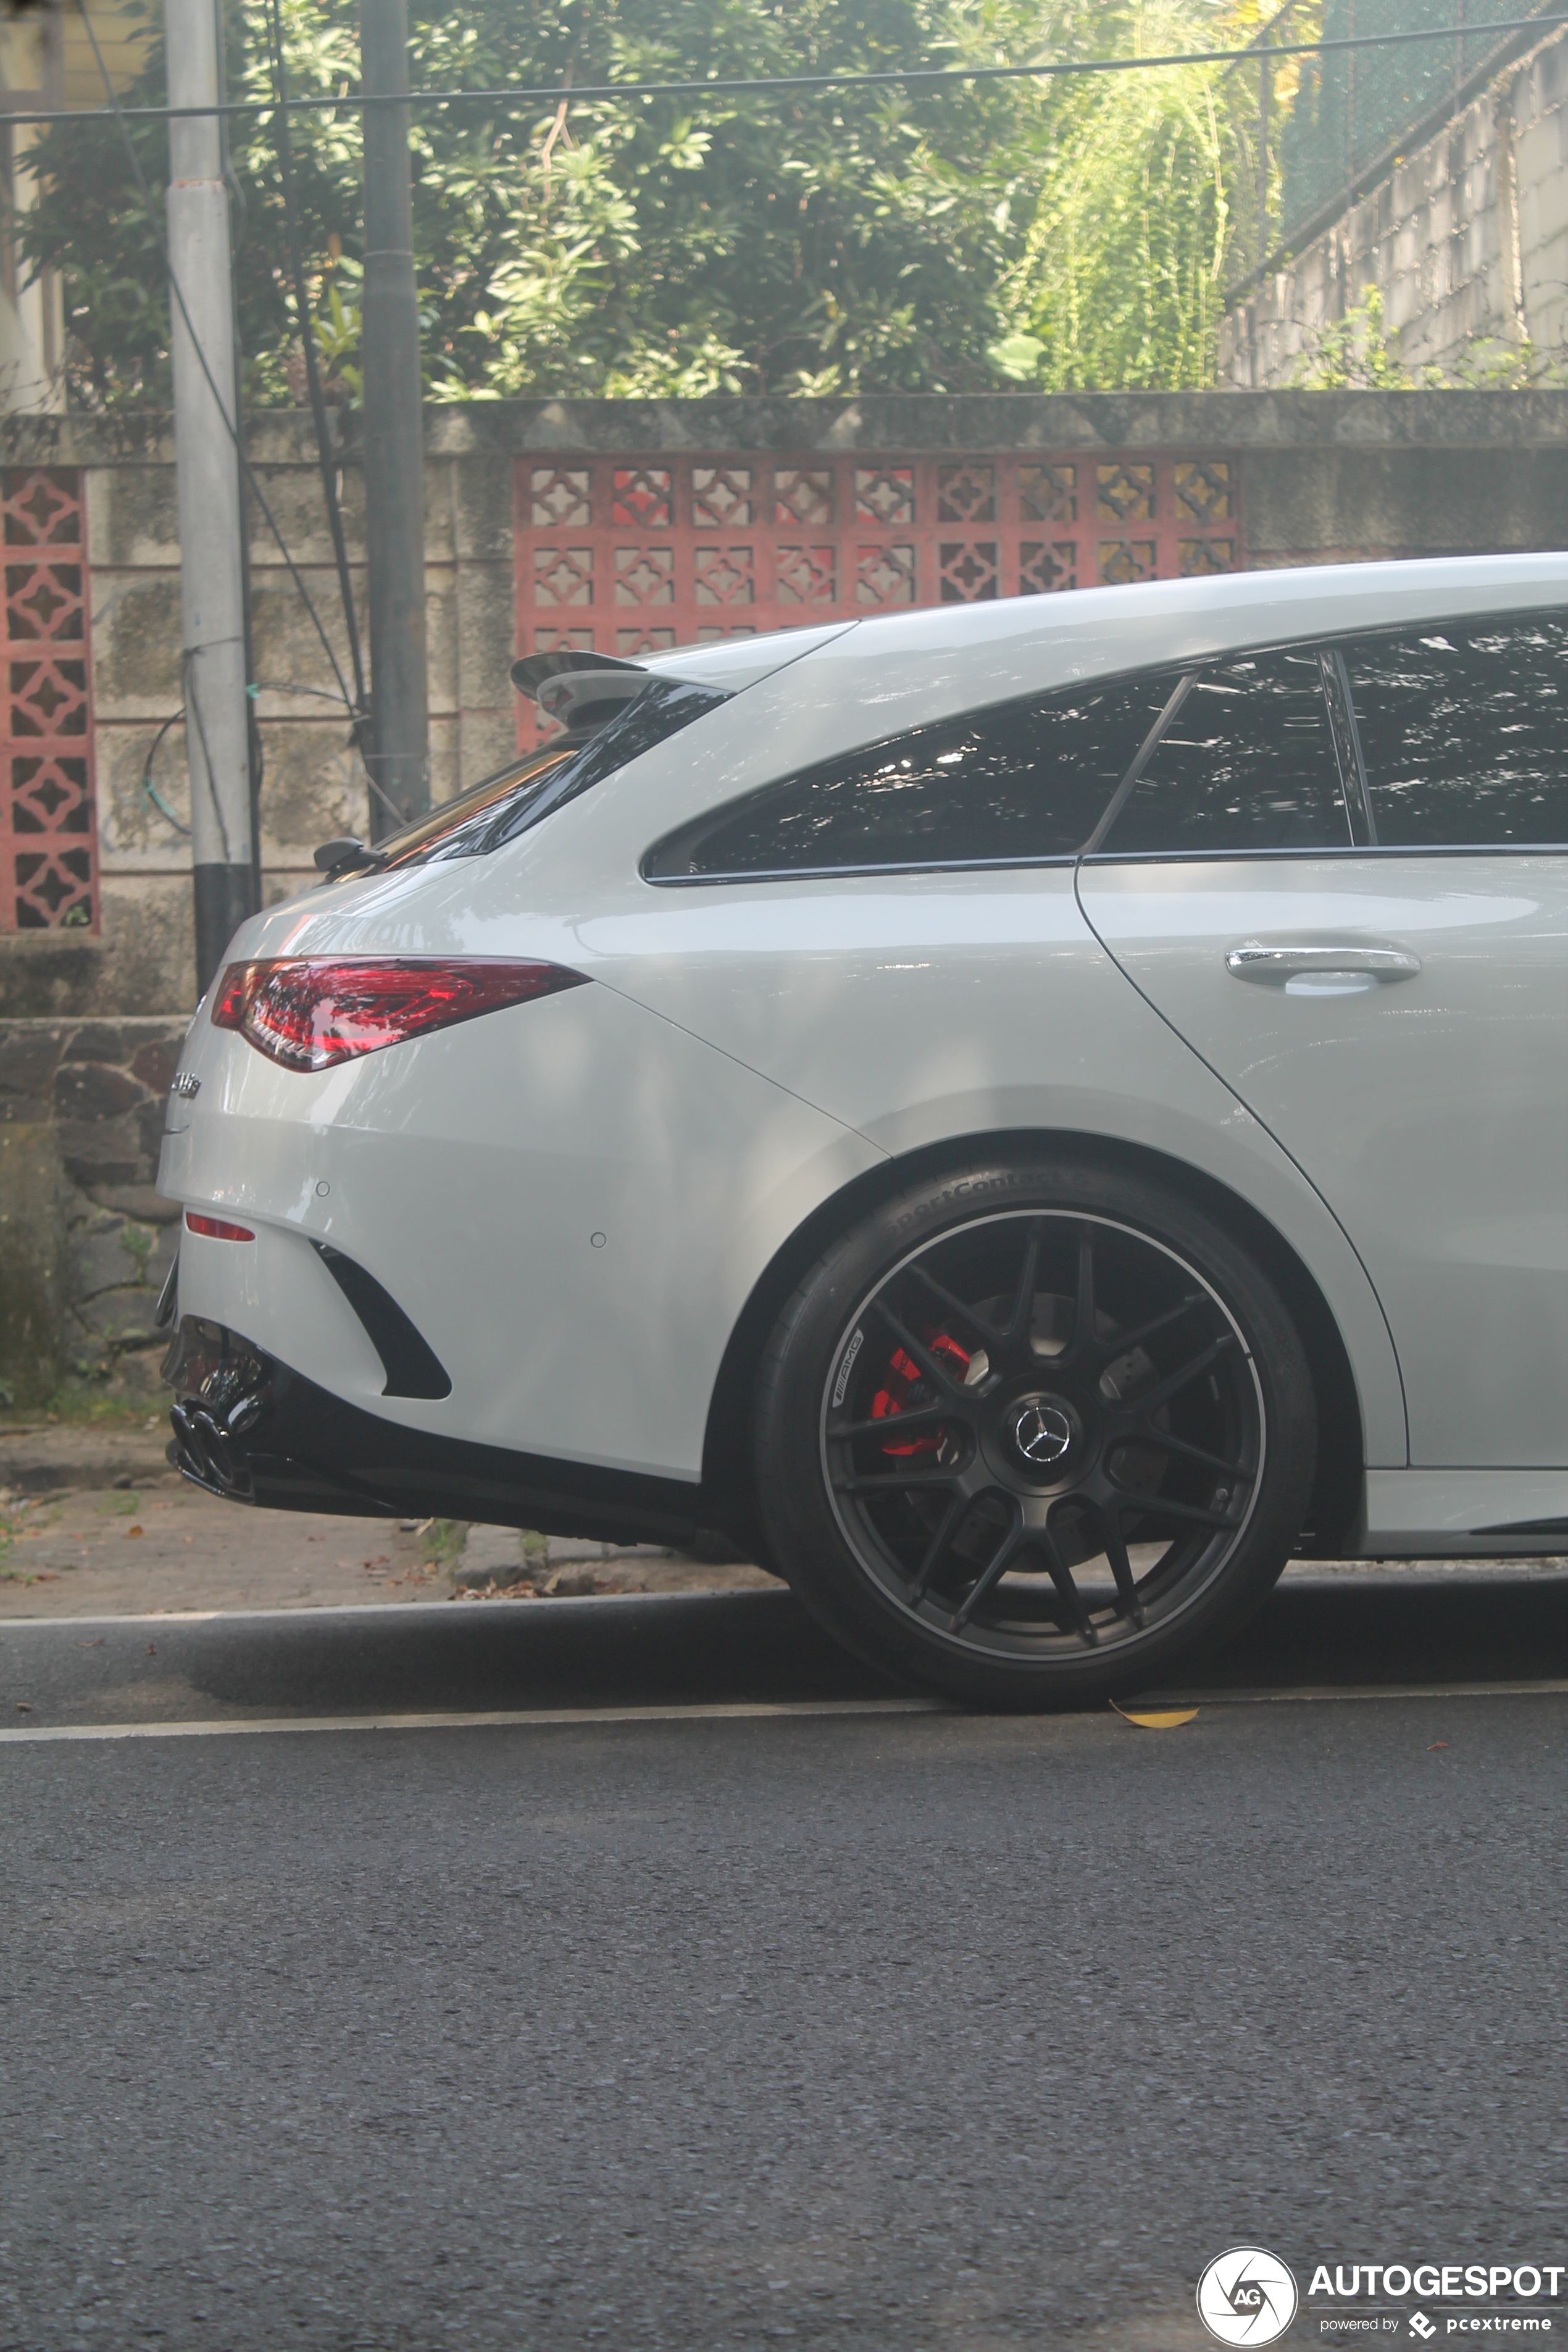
[
  {"xmin": 212, "ymin": 0, "xmax": 264, "ymax": 911},
  {"xmin": 140, "ymin": 707, "xmax": 190, "ymax": 835},
  {"xmin": 17, "ymin": 11, "xmax": 1568, "ymax": 125},
  {"xmin": 75, "ymin": 0, "xmax": 356, "ymax": 724},
  {"xmin": 263, "ymin": 0, "xmax": 368, "ymax": 724},
  {"xmin": 181, "ymin": 645, "xmax": 234, "ymax": 862}
]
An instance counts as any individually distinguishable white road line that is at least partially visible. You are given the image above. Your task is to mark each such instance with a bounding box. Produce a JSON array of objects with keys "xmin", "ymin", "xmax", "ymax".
[
  {"xmin": 0, "ymin": 1590, "xmax": 782, "ymax": 1633},
  {"xmin": 6, "ymin": 1681, "xmax": 1568, "ymax": 1745},
  {"xmin": 0, "ymin": 1696, "xmax": 945, "ymax": 1745},
  {"xmin": 1134, "ymin": 1679, "xmax": 1568, "ymax": 1705}
]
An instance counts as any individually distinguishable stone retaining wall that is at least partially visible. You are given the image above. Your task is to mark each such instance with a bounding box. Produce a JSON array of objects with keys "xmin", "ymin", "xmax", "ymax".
[
  {"xmin": 0, "ymin": 1014, "xmax": 185, "ymax": 1408},
  {"xmin": 1220, "ymin": 25, "xmax": 1568, "ymax": 388}
]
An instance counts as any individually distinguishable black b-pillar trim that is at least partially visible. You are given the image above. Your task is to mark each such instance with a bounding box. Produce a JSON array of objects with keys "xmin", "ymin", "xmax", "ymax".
[{"xmin": 312, "ymin": 1242, "xmax": 452, "ymax": 1400}]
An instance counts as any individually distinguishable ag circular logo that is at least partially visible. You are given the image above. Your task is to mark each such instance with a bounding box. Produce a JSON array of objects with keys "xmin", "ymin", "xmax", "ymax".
[{"xmin": 1196, "ymin": 2248, "xmax": 1299, "ymax": 2346}]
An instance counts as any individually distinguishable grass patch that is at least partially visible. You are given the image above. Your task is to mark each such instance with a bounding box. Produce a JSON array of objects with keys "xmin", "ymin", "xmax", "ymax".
[
  {"xmin": 415, "ymin": 1517, "xmax": 469, "ymax": 1570},
  {"xmin": 0, "ymin": 1490, "xmax": 59, "ymax": 1582},
  {"xmin": 0, "ymin": 1392, "xmax": 167, "ymax": 1434}
]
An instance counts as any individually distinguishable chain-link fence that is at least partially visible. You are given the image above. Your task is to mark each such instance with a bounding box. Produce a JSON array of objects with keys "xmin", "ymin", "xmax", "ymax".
[{"xmin": 1261, "ymin": 0, "xmax": 1558, "ymax": 259}]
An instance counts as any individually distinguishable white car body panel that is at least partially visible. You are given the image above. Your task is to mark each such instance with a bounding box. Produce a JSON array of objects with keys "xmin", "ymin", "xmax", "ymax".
[
  {"xmin": 633, "ymin": 617, "xmax": 857, "ymax": 693},
  {"xmin": 545, "ymin": 865, "xmax": 1409, "ymax": 1470},
  {"xmin": 1078, "ymin": 856, "xmax": 1568, "ymax": 1469},
  {"xmin": 178, "ymin": 1214, "xmax": 389, "ymax": 1399},
  {"xmin": 162, "ymin": 986, "xmax": 882, "ymax": 1480},
  {"xmin": 157, "ymin": 553, "xmax": 1568, "ymax": 1549},
  {"xmin": 1365, "ymin": 1469, "xmax": 1568, "ymax": 1552}
]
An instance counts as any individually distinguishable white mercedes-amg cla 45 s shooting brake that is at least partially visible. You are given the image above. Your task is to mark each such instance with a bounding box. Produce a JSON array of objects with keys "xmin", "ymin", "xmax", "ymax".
[{"xmin": 157, "ymin": 551, "xmax": 1568, "ymax": 1707}]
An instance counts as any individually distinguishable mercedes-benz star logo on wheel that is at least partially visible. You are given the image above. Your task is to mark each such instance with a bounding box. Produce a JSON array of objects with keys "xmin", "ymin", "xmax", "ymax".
[
  {"xmin": 1196, "ymin": 2248, "xmax": 1299, "ymax": 2346},
  {"xmin": 1012, "ymin": 1399, "xmax": 1074, "ymax": 1465}
]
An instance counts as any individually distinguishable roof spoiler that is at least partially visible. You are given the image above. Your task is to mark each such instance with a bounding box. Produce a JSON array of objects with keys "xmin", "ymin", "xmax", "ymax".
[
  {"xmin": 509, "ymin": 648, "xmax": 652, "ymax": 733},
  {"xmin": 509, "ymin": 648, "xmax": 646, "ymax": 698}
]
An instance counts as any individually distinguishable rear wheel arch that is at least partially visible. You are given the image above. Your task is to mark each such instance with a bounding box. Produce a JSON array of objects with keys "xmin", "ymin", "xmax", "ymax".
[{"xmin": 700, "ymin": 1128, "xmax": 1364, "ymax": 1560}]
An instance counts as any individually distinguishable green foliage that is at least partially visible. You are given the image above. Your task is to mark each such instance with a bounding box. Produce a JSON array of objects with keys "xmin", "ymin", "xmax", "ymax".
[
  {"xmin": 21, "ymin": 0, "xmax": 1041, "ymax": 406},
  {"xmin": 1283, "ymin": 282, "xmax": 1568, "ymax": 392},
  {"xmin": 1288, "ymin": 282, "xmax": 1406, "ymax": 390},
  {"xmin": 990, "ymin": 1, "xmax": 1264, "ymax": 392},
  {"xmin": 15, "ymin": 0, "xmax": 1299, "ymax": 405},
  {"xmin": 417, "ymin": 1517, "xmax": 470, "ymax": 1567}
]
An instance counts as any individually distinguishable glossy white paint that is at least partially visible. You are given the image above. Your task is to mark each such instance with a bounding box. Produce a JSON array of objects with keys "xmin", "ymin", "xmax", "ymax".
[
  {"xmin": 1077, "ymin": 856, "xmax": 1568, "ymax": 1469},
  {"xmin": 560, "ymin": 865, "xmax": 1409, "ymax": 1470},
  {"xmin": 636, "ymin": 617, "xmax": 856, "ymax": 693},
  {"xmin": 1364, "ymin": 1470, "xmax": 1568, "ymax": 1551},
  {"xmin": 159, "ymin": 553, "xmax": 1568, "ymax": 1548},
  {"xmin": 162, "ymin": 983, "xmax": 882, "ymax": 1480},
  {"xmin": 178, "ymin": 1216, "xmax": 386, "ymax": 1404},
  {"xmin": 240, "ymin": 552, "xmax": 1568, "ymax": 972}
]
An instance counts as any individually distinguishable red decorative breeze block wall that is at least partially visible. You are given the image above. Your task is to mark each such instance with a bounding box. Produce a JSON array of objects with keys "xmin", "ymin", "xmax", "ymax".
[
  {"xmin": 0, "ymin": 468, "xmax": 96, "ymax": 930},
  {"xmin": 513, "ymin": 451, "xmax": 1241, "ymax": 745}
]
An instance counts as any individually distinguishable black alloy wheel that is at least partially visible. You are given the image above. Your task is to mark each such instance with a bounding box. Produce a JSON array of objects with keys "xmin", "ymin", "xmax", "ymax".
[{"xmin": 754, "ymin": 1158, "xmax": 1317, "ymax": 1708}]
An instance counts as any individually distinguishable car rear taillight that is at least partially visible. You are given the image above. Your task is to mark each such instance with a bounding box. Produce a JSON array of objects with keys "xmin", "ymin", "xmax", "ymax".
[
  {"xmin": 186, "ymin": 1212, "xmax": 256, "ymax": 1241},
  {"xmin": 211, "ymin": 957, "xmax": 588, "ymax": 1072}
]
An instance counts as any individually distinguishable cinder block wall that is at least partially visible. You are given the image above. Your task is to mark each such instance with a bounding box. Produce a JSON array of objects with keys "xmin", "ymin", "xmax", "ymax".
[
  {"xmin": 0, "ymin": 409, "xmax": 517, "ymax": 1022},
  {"xmin": 1220, "ymin": 24, "xmax": 1568, "ymax": 387}
]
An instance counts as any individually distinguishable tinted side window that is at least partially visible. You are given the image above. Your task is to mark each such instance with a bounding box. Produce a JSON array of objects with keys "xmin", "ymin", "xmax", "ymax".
[
  {"xmin": 1096, "ymin": 648, "xmax": 1350, "ymax": 856},
  {"xmin": 642, "ymin": 676, "xmax": 1166, "ymax": 880},
  {"xmin": 1345, "ymin": 614, "xmax": 1568, "ymax": 847}
]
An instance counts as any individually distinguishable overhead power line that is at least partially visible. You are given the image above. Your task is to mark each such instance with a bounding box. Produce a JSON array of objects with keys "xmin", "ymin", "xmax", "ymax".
[
  {"xmin": 77, "ymin": 0, "xmax": 354, "ymax": 722},
  {"xmin": 77, "ymin": 0, "xmax": 415, "ymax": 843},
  {"xmin": 10, "ymin": 10, "xmax": 1567, "ymax": 128}
]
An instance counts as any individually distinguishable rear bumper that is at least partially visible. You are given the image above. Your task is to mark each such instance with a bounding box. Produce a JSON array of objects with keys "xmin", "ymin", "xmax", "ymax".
[{"xmin": 162, "ymin": 1316, "xmax": 725, "ymax": 1548}]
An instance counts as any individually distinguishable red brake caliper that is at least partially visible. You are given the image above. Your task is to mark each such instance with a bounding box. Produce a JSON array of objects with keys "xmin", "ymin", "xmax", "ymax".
[{"xmin": 871, "ymin": 1332, "xmax": 970, "ymax": 1456}]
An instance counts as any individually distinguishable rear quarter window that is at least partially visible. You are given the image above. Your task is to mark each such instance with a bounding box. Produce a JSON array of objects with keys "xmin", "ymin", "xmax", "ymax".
[
  {"xmin": 642, "ymin": 675, "xmax": 1166, "ymax": 881},
  {"xmin": 1093, "ymin": 647, "xmax": 1353, "ymax": 857}
]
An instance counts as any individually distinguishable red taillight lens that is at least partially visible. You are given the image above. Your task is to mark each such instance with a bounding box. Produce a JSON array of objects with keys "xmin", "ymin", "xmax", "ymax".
[
  {"xmin": 185, "ymin": 1212, "xmax": 256, "ymax": 1241},
  {"xmin": 210, "ymin": 957, "xmax": 588, "ymax": 1072}
]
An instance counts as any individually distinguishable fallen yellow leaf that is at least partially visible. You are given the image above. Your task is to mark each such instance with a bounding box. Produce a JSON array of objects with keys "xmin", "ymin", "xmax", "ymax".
[{"xmin": 1111, "ymin": 1700, "xmax": 1198, "ymax": 1729}]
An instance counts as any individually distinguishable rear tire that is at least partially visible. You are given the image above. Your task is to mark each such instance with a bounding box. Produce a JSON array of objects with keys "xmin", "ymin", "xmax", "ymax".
[{"xmin": 753, "ymin": 1154, "xmax": 1317, "ymax": 1709}]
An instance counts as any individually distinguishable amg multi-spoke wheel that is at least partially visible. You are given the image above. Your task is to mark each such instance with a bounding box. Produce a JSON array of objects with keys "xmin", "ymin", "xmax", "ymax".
[{"xmin": 754, "ymin": 1158, "xmax": 1317, "ymax": 1708}]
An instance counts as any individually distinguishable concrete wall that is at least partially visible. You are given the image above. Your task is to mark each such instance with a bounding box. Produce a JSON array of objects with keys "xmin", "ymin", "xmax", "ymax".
[
  {"xmin": 0, "ymin": 409, "xmax": 516, "ymax": 1022},
  {"xmin": 0, "ymin": 1015, "xmax": 185, "ymax": 1408},
  {"xmin": 5, "ymin": 391, "xmax": 1568, "ymax": 1028},
  {"xmin": 1221, "ymin": 24, "xmax": 1568, "ymax": 388}
]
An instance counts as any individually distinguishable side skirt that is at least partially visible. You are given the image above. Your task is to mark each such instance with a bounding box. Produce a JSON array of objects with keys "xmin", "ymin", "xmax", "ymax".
[{"xmin": 1359, "ymin": 1468, "xmax": 1568, "ymax": 1558}]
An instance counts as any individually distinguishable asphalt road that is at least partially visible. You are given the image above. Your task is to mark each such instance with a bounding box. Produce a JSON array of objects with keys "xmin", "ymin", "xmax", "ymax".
[{"xmin": 5, "ymin": 1580, "xmax": 1568, "ymax": 2351}]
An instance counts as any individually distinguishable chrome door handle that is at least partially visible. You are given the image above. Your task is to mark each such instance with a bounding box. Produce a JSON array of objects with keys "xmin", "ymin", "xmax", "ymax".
[{"xmin": 1225, "ymin": 941, "xmax": 1422, "ymax": 985}]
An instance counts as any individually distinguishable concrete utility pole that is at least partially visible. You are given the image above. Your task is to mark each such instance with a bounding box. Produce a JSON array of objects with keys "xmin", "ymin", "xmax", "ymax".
[
  {"xmin": 164, "ymin": 0, "xmax": 255, "ymax": 990},
  {"xmin": 361, "ymin": 0, "xmax": 429, "ymax": 839}
]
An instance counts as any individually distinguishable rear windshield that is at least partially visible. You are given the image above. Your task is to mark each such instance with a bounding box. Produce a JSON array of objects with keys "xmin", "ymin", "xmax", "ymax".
[
  {"xmin": 359, "ymin": 677, "xmax": 729, "ymax": 875},
  {"xmin": 370, "ymin": 741, "xmax": 580, "ymax": 872}
]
